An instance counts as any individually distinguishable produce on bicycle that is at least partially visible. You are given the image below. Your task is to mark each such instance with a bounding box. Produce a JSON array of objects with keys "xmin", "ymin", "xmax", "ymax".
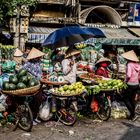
[{"xmin": 91, "ymin": 57, "xmax": 112, "ymax": 112}]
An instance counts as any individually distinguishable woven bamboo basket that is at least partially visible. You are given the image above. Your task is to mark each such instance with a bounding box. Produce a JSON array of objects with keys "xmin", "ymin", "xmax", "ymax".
[
  {"xmin": 51, "ymin": 91, "xmax": 82, "ymax": 97},
  {"xmin": 40, "ymin": 78, "xmax": 68, "ymax": 86},
  {"xmin": 2, "ymin": 84, "xmax": 41, "ymax": 96},
  {"xmin": 100, "ymin": 89, "xmax": 116, "ymax": 92}
]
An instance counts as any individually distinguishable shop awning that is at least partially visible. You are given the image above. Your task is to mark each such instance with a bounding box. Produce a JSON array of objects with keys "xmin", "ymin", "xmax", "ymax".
[
  {"xmin": 128, "ymin": 28, "xmax": 140, "ymax": 37},
  {"xmin": 101, "ymin": 28, "xmax": 137, "ymax": 39},
  {"xmin": 84, "ymin": 27, "xmax": 140, "ymax": 46},
  {"xmin": 28, "ymin": 27, "xmax": 57, "ymax": 43}
]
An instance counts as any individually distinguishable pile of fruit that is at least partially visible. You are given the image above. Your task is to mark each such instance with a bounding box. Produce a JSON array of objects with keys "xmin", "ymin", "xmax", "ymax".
[
  {"xmin": 0, "ymin": 44, "xmax": 16, "ymax": 60},
  {"xmin": 54, "ymin": 82, "xmax": 86, "ymax": 96},
  {"xmin": 79, "ymin": 73, "xmax": 102, "ymax": 82},
  {"xmin": 3, "ymin": 69, "xmax": 39, "ymax": 90},
  {"xmin": 75, "ymin": 43, "xmax": 87, "ymax": 49},
  {"xmin": 87, "ymin": 79, "xmax": 127, "ymax": 95}
]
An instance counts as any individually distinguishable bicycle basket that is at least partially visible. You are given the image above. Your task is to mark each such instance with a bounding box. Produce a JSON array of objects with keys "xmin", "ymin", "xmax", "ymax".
[{"xmin": 2, "ymin": 84, "xmax": 41, "ymax": 96}]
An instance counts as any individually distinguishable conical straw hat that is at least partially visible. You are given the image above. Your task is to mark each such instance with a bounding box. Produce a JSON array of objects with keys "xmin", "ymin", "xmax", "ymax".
[
  {"xmin": 14, "ymin": 48, "xmax": 23, "ymax": 57},
  {"xmin": 27, "ymin": 47, "xmax": 45, "ymax": 60},
  {"xmin": 121, "ymin": 50, "xmax": 139, "ymax": 62},
  {"xmin": 65, "ymin": 50, "xmax": 80, "ymax": 58},
  {"xmin": 95, "ymin": 57, "xmax": 111, "ymax": 66}
]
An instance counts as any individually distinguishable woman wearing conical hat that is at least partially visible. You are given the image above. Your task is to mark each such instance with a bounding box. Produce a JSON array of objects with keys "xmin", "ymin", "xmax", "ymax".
[
  {"xmin": 122, "ymin": 50, "xmax": 140, "ymax": 121},
  {"xmin": 95, "ymin": 57, "xmax": 112, "ymax": 78},
  {"xmin": 62, "ymin": 49, "xmax": 80, "ymax": 83},
  {"xmin": 22, "ymin": 47, "xmax": 45, "ymax": 125},
  {"xmin": 22, "ymin": 47, "xmax": 45, "ymax": 80}
]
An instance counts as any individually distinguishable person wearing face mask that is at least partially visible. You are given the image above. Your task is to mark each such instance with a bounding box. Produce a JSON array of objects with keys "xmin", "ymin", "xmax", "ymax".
[
  {"xmin": 95, "ymin": 57, "xmax": 112, "ymax": 78},
  {"xmin": 62, "ymin": 50, "xmax": 80, "ymax": 84}
]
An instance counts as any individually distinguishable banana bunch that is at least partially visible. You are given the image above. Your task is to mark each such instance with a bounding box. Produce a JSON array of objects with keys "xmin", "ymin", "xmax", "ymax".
[
  {"xmin": 0, "ymin": 45, "xmax": 16, "ymax": 50},
  {"xmin": 0, "ymin": 45, "xmax": 16, "ymax": 60},
  {"xmin": 75, "ymin": 43, "xmax": 87, "ymax": 49}
]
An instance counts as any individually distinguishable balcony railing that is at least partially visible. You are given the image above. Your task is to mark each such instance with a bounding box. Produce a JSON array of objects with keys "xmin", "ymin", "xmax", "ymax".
[
  {"xmin": 30, "ymin": 16, "xmax": 78, "ymax": 24},
  {"xmin": 39, "ymin": 0, "xmax": 65, "ymax": 4}
]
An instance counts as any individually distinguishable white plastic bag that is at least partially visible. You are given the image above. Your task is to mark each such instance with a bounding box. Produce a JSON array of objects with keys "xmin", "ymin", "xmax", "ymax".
[{"xmin": 39, "ymin": 100, "xmax": 50, "ymax": 121}]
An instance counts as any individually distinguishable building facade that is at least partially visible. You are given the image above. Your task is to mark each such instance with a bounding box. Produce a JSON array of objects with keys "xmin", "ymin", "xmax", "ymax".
[{"xmin": 10, "ymin": 0, "xmax": 140, "ymax": 50}]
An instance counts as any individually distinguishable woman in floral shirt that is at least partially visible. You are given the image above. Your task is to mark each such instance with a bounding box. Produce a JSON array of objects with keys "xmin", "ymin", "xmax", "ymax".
[{"xmin": 23, "ymin": 47, "xmax": 45, "ymax": 80}]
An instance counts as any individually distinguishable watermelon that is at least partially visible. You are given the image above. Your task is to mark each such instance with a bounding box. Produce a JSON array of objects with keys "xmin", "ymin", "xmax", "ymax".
[
  {"xmin": 9, "ymin": 75, "xmax": 18, "ymax": 85},
  {"xmin": 27, "ymin": 74, "xmax": 33, "ymax": 81},
  {"xmin": 17, "ymin": 82, "xmax": 26, "ymax": 89},
  {"xmin": 17, "ymin": 69, "xmax": 27, "ymax": 78},
  {"xmin": 19, "ymin": 76, "xmax": 28, "ymax": 84},
  {"xmin": 9, "ymin": 83, "xmax": 16, "ymax": 90},
  {"xmin": 28, "ymin": 79, "xmax": 38, "ymax": 87},
  {"xmin": 3, "ymin": 82, "xmax": 10, "ymax": 90}
]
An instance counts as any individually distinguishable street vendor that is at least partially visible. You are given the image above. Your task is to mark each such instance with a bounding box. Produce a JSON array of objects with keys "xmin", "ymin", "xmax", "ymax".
[
  {"xmin": 22, "ymin": 47, "xmax": 45, "ymax": 80},
  {"xmin": 122, "ymin": 50, "xmax": 140, "ymax": 121},
  {"xmin": 62, "ymin": 50, "xmax": 80, "ymax": 84},
  {"xmin": 95, "ymin": 57, "xmax": 111, "ymax": 78},
  {"xmin": 22, "ymin": 47, "xmax": 45, "ymax": 125}
]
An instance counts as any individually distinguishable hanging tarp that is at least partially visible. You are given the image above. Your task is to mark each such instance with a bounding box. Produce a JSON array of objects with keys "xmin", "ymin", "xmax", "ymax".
[
  {"xmin": 28, "ymin": 27, "xmax": 57, "ymax": 44},
  {"xmin": 84, "ymin": 28, "xmax": 140, "ymax": 46}
]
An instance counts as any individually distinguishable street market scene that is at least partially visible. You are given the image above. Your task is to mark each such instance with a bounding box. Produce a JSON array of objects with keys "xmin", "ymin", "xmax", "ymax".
[{"xmin": 0, "ymin": 0, "xmax": 140, "ymax": 140}]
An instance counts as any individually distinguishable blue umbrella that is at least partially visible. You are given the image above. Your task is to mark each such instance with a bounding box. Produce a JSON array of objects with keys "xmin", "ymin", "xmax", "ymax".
[{"xmin": 42, "ymin": 26, "xmax": 105, "ymax": 49}]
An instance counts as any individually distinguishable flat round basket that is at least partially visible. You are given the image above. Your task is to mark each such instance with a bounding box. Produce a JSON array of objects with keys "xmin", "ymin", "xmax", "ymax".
[
  {"xmin": 51, "ymin": 92, "xmax": 82, "ymax": 97},
  {"xmin": 2, "ymin": 84, "xmax": 41, "ymax": 96},
  {"xmin": 79, "ymin": 75, "xmax": 91, "ymax": 80},
  {"xmin": 40, "ymin": 78, "xmax": 68, "ymax": 86}
]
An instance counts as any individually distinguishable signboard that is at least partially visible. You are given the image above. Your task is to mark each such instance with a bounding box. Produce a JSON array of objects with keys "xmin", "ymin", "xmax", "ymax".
[{"xmin": 128, "ymin": 3, "xmax": 140, "ymax": 26}]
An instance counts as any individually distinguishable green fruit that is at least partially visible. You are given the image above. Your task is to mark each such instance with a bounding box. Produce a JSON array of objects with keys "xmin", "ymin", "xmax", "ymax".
[
  {"xmin": 19, "ymin": 76, "xmax": 28, "ymax": 84},
  {"xmin": 18, "ymin": 69, "xmax": 27, "ymax": 78},
  {"xmin": 28, "ymin": 79, "xmax": 38, "ymax": 87},
  {"xmin": 27, "ymin": 74, "xmax": 33, "ymax": 81},
  {"xmin": 17, "ymin": 82, "xmax": 26, "ymax": 89},
  {"xmin": 9, "ymin": 75, "xmax": 18, "ymax": 85},
  {"xmin": 9, "ymin": 83, "xmax": 16, "ymax": 90},
  {"xmin": 3, "ymin": 82, "xmax": 10, "ymax": 90}
]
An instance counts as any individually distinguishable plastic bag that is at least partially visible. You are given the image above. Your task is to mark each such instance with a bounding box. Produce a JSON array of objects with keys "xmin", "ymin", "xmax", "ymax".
[
  {"xmin": 39, "ymin": 100, "xmax": 50, "ymax": 121},
  {"xmin": 111, "ymin": 101, "xmax": 128, "ymax": 119}
]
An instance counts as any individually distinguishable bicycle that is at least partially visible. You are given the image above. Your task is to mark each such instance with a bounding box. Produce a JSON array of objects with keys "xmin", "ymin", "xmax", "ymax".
[
  {"xmin": 1, "ymin": 86, "xmax": 41, "ymax": 132},
  {"xmin": 43, "ymin": 88, "xmax": 78, "ymax": 126},
  {"xmin": 86, "ymin": 85, "xmax": 112, "ymax": 121}
]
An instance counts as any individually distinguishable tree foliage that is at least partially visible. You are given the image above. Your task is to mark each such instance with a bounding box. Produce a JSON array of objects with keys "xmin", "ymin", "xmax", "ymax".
[{"xmin": 0, "ymin": 0, "xmax": 38, "ymax": 25}]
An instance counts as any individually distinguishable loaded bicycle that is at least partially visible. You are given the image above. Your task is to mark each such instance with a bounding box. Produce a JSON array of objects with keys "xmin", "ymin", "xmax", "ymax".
[
  {"xmin": 1, "ymin": 83, "xmax": 41, "ymax": 132},
  {"xmin": 86, "ymin": 86, "xmax": 112, "ymax": 121},
  {"xmin": 41, "ymin": 78, "xmax": 85, "ymax": 126}
]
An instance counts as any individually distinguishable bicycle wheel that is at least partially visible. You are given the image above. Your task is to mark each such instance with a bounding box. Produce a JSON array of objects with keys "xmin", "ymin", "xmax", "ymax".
[
  {"xmin": 96, "ymin": 96, "xmax": 111, "ymax": 121},
  {"xmin": 56, "ymin": 103, "xmax": 77, "ymax": 126},
  {"xmin": 18, "ymin": 102, "xmax": 33, "ymax": 132}
]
